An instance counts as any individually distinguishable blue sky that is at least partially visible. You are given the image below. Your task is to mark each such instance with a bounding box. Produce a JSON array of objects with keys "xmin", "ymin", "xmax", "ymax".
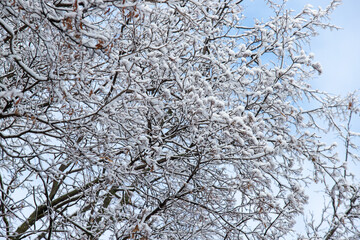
[
  {"xmin": 286, "ymin": 2, "xmax": 360, "ymax": 233},
  {"xmin": 308, "ymin": 0, "xmax": 360, "ymax": 95},
  {"xmin": 286, "ymin": 0, "xmax": 360, "ymax": 233},
  {"xmin": 244, "ymin": 0, "xmax": 360, "ymax": 95},
  {"xmin": 243, "ymin": 0, "xmax": 360, "ymax": 234}
]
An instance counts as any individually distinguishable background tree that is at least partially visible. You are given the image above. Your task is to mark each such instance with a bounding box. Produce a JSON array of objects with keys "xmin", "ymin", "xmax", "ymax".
[{"xmin": 0, "ymin": 0, "xmax": 359, "ymax": 239}]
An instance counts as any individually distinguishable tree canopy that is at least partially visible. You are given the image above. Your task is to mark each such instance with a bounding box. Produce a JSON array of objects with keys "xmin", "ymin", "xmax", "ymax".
[{"xmin": 1, "ymin": 0, "xmax": 359, "ymax": 239}]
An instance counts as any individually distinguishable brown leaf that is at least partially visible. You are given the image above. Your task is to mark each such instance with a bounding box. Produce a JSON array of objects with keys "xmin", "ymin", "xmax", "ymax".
[
  {"xmin": 132, "ymin": 225, "xmax": 139, "ymax": 233},
  {"xmin": 96, "ymin": 39, "xmax": 104, "ymax": 49},
  {"xmin": 63, "ymin": 17, "xmax": 73, "ymax": 30},
  {"xmin": 73, "ymin": 0, "xmax": 78, "ymax": 12}
]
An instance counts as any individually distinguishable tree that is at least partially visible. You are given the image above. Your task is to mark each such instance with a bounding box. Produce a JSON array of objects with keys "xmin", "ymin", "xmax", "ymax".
[{"xmin": 0, "ymin": 0, "xmax": 359, "ymax": 239}]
